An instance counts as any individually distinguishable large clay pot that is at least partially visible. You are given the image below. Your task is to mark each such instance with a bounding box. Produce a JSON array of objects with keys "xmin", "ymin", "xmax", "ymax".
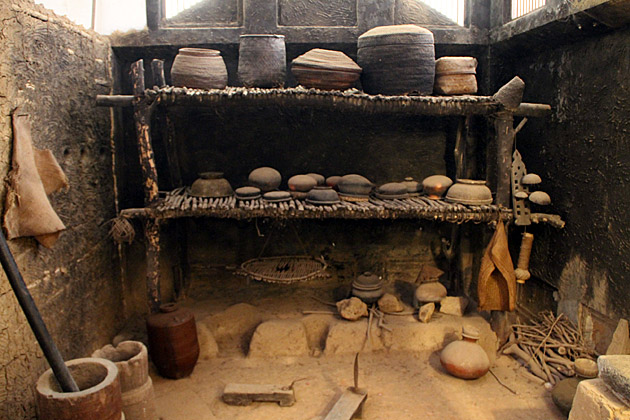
[
  {"xmin": 358, "ymin": 24, "xmax": 435, "ymax": 95},
  {"xmin": 93, "ymin": 341, "xmax": 157, "ymax": 420},
  {"xmin": 440, "ymin": 326, "xmax": 490, "ymax": 379},
  {"xmin": 36, "ymin": 357, "xmax": 123, "ymax": 420},
  {"xmin": 291, "ymin": 48, "xmax": 362, "ymax": 90},
  {"xmin": 146, "ymin": 303, "xmax": 199, "ymax": 379},
  {"xmin": 238, "ymin": 35, "xmax": 286, "ymax": 88},
  {"xmin": 170, "ymin": 48, "xmax": 228, "ymax": 90}
]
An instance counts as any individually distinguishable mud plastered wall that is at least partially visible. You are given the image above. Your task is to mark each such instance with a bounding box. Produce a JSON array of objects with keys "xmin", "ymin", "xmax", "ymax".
[
  {"xmin": 0, "ymin": 1, "xmax": 121, "ymax": 417},
  {"xmin": 491, "ymin": 25, "xmax": 630, "ymax": 352}
]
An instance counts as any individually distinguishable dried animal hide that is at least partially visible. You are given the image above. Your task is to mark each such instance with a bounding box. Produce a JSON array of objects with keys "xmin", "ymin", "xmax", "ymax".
[
  {"xmin": 3, "ymin": 112, "xmax": 68, "ymax": 248},
  {"xmin": 478, "ymin": 220, "xmax": 516, "ymax": 311}
]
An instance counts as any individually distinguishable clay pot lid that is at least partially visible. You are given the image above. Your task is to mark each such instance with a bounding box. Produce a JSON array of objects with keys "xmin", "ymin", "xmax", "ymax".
[
  {"xmin": 435, "ymin": 56, "xmax": 478, "ymax": 75},
  {"xmin": 262, "ymin": 190, "xmax": 291, "ymax": 202},
  {"xmin": 521, "ymin": 173, "xmax": 542, "ymax": 185},
  {"xmin": 462, "ymin": 326, "xmax": 480, "ymax": 340},
  {"xmin": 353, "ymin": 272, "xmax": 383, "ymax": 289},
  {"xmin": 529, "ymin": 191, "xmax": 551, "ymax": 205},
  {"xmin": 359, "ymin": 24, "xmax": 433, "ymax": 38},
  {"xmin": 574, "ymin": 358, "xmax": 598, "ymax": 378},
  {"xmin": 514, "ymin": 191, "xmax": 529, "ymax": 199},
  {"xmin": 178, "ymin": 48, "xmax": 221, "ymax": 57},
  {"xmin": 235, "ymin": 186, "xmax": 261, "ymax": 199},
  {"xmin": 374, "ymin": 182, "xmax": 409, "ymax": 199},
  {"xmin": 292, "ymin": 49, "xmax": 362, "ymax": 73}
]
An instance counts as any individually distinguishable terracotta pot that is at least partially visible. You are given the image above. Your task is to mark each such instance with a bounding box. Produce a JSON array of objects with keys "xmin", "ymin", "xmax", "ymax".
[
  {"xmin": 248, "ymin": 167, "xmax": 282, "ymax": 192},
  {"xmin": 146, "ymin": 303, "xmax": 199, "ymax": 379},
  {"xmin": 170, "ymin": 48, "xmax": 228, "ymax": 90},
  {"xmin": 291, "ymin": 48, "xmax": 362, "ymax": 90},
  {"xmin": 358, "ymin": 25, "xmax": 435, "ymax": 95},
  {"xmin": 238, "ymin": 35, "xmax": 286, "ymax": 88},
  {"xmin": 422, "ymin": 175, "xmax": 453, "ymax": 199},
  {"xmin": 440, "ymin": 327, "xmax": 490, "ymax": 379},
  {"xmin": 189, "ymin": 172, "xmax": 233, "ymax": 198},
  {"xmin": 36, "ymin": 357, "xmax": 123, "ymax": 420},
  {"xmin": 445, "ymin": 179, "xmax": 493, "ymax": 205}
]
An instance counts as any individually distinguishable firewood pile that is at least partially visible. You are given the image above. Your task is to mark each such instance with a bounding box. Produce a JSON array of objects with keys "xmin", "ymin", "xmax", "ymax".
[{"xmin": 501, "ymin": 311, "xmax": 597, "ymax": 385}]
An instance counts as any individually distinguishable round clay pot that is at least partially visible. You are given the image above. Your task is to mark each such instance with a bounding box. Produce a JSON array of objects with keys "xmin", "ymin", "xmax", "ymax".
[
  {"xmin": 440, "ymin": 326, "xmax": 490, "ymax": 379},
  {"xmin": 189, "ymin": 172, "xmax": 233, "ymax": 198},
  {"xmin": 291, "ymin": 48, "xmax": 362, "ymax": 90},
  {"xmin": 422, "ymin": 175, "xmax": 453, "ymax": 199},
  {"xmin": 288, "ymin": 175, "xmax": 317, "ymax": 192},
  {"xmin": 306, "ymin": 186, "xmax": 340, "ymax": 205},
  {"xmin": 306, "ymin": 173, "xmax": 325, "ymax": 186},
  {"xmin": 352, "ymin": 272, "xmax": 384, "ymax": 304},
  {"xmin": 262, "ymin": 190, "xmax": 291, "ymax": 202},
  {"xmin": 326, "ymin": 176, "xmax": 342, "ymax": 189},
  {"xmin": 235, "ymin": 186, "xmax": 261, "ymax": 200},
  {"xmin": 445, "ymin": 179, "xmax": 493, "ymax": 205},
  {"xmin": 374, "ymin": 182, "xmax": 409, "ymax": 199},
  {"xmin": 146, "ymin": 303, "xmax": 199, "ymax": 379},
  {"xmin": 402, "ymin": 177, "xmax": 421, "ymax": 196},
  {"xmin": 248, "ymin": 167, "xmax": 282, "ymax": 192},
  {"xmin": 337, "ymin": 174, "xmax": 374, "ymax": 197},
  {"xmin": 171, "ymin": 48, "xmax": 228, "ymax": 90},
  {"xmin": 238, "ymin": 35, "xmax": 286, "ymax": 88},
  {"xmin": 36, "ymin": 357, "xmax": 123, "ymax": 420}
]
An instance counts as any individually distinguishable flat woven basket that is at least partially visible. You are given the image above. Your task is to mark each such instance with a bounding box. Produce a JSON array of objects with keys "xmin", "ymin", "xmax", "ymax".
[{"xmin": 237, "ymin": 255, "xmax": 328, "ymax": 284}]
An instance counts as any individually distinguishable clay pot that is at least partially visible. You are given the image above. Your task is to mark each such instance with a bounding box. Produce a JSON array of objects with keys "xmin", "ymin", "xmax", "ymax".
[
  {"xmin": 445, "ymin": 179, "xmax": 493, "ymax": 205},
  {"xmin": 374, "ymin": 182, "xmax": 409, "ymax": 199},
  {"xmin": 326, "ymin": 176, "xmax": 342, "ymax": 189},
  {"xmin": 402, "ymin": 177, "xmax": 421, "ymax": 196},
  {"xmin": 189, "ymin": 172, "xmax": 233, "ymax": 198},
  {"xmin": 146, "ymin": 303, "xmax": 199, "ymax": 379},
  {"xmin": 170, "ymin": 48, "xmax": 228, "ymax": 90},
  {"xmin": 36, "ymin": 357, "xmax": 123, "ymax": 420},
  {"xmin": 306, "ymin": 186, "xmax": 340, "ymax": 205},
  {"xmin": 440, "ymin": 326, "xmax": 490, "ymax": 379},
  {"xmin": 358, "ymin": 24, "xmax": 435, "ymax": 95},
  {"xmin": 92, "ymin": 341, "xmax": 157, "ymax": 420},
  {"xmin": 529, "ymin": 191, "xmax": 551, "ymax": 205},
  {"xmin": 291, "ymin": 48, "xmax": 362, "ymax": 90},
  {"xmin": 422, "ymin": 175, "xmax": 453, "ymax": 199},
  {"xmin": 248, "ymin": 167, "xmax": 282, "ymax": 192},
  {"xmin": 238, "ymin": 35, "xmax": 286, "ymax": 88},
  {"xmin": 337, "ymin": 174, "xmax": 374, "ymax": 197},
  {"xmin": 352, "ymin": 271, "xmax": 384, "ymax": 304},
  {"xmin": 263, "ymin": 190, "xmax": 291, "ymax": 202},
  {"xmin": 434, "ymin": 57, "xmax": 478, "ymax": 95},
  {"xmin": 521, "ymin": 173, "xmax": 542, "ymax": 185},
  {"xmin": 288, "ymin": 175, "xmax": 317, "ymax": 192}
]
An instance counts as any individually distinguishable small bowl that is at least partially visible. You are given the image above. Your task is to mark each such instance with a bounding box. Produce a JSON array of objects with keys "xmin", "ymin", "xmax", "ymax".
[
  {"xmin": 306, "ymin": 186, "xmax": 340, "ymax": 205},
  {"xmin": 445, "ymin": 179, "xmax": 493, "ymax": 205},
  {"xmin": 189, "ymin": 172, "xmax": 234, "ymax": 198},
  {"xmin": 235, "ymin": 186, "xmax": 261, "ymax": 200}
]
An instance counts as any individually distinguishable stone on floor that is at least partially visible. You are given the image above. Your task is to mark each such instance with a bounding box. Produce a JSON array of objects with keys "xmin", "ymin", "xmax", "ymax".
[
  {"xmin": 248, "ymin": 319, "xmax": 310, "ymax": 357},
  {"xmin": 336, "ymin": 297, "xmax": 368, "ymax": 321},
  {"xmin": 598, "ymin": 355, "xmax": 630, "ymax": 406},
  {"xmin": 378, "ymin": 293, "xmax": 403, "ymax": 313},
  {"xmin": 196, "ymin": 322, "xmax": 219, "ymax": 360},
  {"xmin": 439, "ymin": 296, "xmax": 469, "ymax": 316},
  {"xmin": 418, "ymin": 303, "xmax": 435, "ymax": 323},
  {"xmin": 568, "ymin": 378, "xmax": 630, "ymax": 420},
  {"xmin": 324, "ymin": 319, "xmax": 384, "ymax": 354}
]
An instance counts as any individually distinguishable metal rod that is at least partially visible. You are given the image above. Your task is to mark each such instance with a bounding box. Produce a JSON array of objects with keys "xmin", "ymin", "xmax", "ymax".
[{"xmin": 0, "ymin": 230, "xmax": 79, "ymax": 392}]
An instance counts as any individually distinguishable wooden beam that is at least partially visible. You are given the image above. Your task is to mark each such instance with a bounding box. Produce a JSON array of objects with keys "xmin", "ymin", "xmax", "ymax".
[
  {"xmin": 144, "ymin": 219, "xmax": 161, "ymax": 313},
  {"xmin": 494, "ymin": 111, "xmax": 515, "ymax": 207},
  {"xmin": 151, "ymin": 59, "xmax": 166, "ymax": 87},
  {"xmin": 96, "ymin": 95, "xmax": 134, "ymax": 107}
]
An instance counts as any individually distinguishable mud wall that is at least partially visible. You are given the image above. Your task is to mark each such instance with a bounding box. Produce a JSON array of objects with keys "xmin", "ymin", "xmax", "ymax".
[
  {"xmin": 491, "ymin": 25, "xmax": 630, "ymax": 352},
  {"xmin": 0, "ymin": 1, "xmax": 121, "ymax": 418}
]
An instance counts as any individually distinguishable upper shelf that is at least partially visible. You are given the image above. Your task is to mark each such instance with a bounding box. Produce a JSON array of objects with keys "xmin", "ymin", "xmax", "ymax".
[{"xmin": 96, "ymin": 86, "xmax": 552, "ymax": 118}]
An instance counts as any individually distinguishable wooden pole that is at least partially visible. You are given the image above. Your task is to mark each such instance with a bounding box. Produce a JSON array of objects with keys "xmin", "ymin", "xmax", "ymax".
[
  {"xmin": 494, "ymin": 110, "xmax": 515, "ymax": 207},
  {"xmin": 151, "ymin": 59, "xmax": 166, "ymax": 87},
  {"xmin": 146, "ymin": 0, "xmax": 162, "ymax": 30},
  {"xmin": 145, "ymin": 219, "xmax": 161, "ymax": 313}
]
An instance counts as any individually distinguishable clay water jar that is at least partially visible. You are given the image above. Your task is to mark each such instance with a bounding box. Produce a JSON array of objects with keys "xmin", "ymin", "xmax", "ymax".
[
  {"xmin": 146, "ymin": 303, "xmax": 199, "ymax": 379},
  {"xmin": 36, "ymin": 357, "xmax": 123, "ymax": 420},
  {"xmin": 238, "ymin": 34, "xmax": 286, "ymax": 88},
  {"xmin": 170, "ymin": 48, "xmax": 228, "ymax": 90},
  {"xmin": 440, "ymin": 326, "xmax": 490, "ymax": 379}
]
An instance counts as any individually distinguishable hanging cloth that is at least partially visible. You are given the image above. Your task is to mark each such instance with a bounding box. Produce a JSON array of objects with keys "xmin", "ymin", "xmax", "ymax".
[
  {"xmin": 3, "ymin": 112, "xmax": 68, "ymax": 248},
  {"xmin": 478, "ymin": 220, "xmax": 516, "ymax": 311}
]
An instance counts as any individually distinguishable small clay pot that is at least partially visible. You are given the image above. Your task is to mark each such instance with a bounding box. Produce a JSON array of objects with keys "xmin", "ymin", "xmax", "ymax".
[
  {"xmin": 422, "ymin": 175, "xmax": 453, "ymax": 199},
  {"xmin": 189, "ymin": 172, "xmax": 233, "ymax": 198},
  {"xmin": 171, "ymin": 48, "xmax": 228, "ymax": 90},
  {"xmin": 326, "ymin": 176, "xmax": 342, "ymax": 189},
  {"xmin": 440, "ymin": 326, "xmax": 490, "ymax": 379},
  {"xmin": 248, "ymin": 167, "xmax": 282, "ymax": 192},
  {"xmin": 402, "ymin": 177, "xmax": 421, "ymax": 196},
  {"xmin": 262, "ymin": 191, "xmax": 291, "ymax": 202},
  {"xmin": 337, "ymin": 174, "xmax": 374, "ymax": 197},
  {"xmin": 306, "ymin": 186, "xmax": 340, "ymax": 205},
  {"xmin": 291, "ymin": 48, "xmax": 362, "ymax": 91},
  {"xmin": 352, "ymin": 272, "xmax": 384, "ymax": 304},
  {"xmin": 434, "ymin": 56, "xmax": 478, "ymax": 95},
  {"xmin": 306, "ymin": 173, "xmax": 325, "ymax": 186},
  {"xmin": 288, "ymin": 175, "xmax": 317, "ymax": 192},
  {"xmin": 238, "ymin": 35, "xmax": 286, "ymax": 88},
  {"xmin": 445, "ymin": 179, "xmax": 493, "ymax": 205},
  {"xmin": 374, "ymin": 182, "xmax": 409, "ymax": 199},
  {"xmin": 235, "ymin": 186, "xmax": 261, "ymax": 200}
]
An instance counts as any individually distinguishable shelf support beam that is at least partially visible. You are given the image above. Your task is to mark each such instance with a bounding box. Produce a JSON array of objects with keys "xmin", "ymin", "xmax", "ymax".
[{"xmin": 494, "ymin": 110, "xmax": 515, "ymax": 208}]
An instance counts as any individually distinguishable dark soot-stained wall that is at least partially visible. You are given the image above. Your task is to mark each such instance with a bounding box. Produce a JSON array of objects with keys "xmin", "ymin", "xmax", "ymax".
[
  {"xmin": 492, "ymin": 25, "xmax": 630, "ymax": 350},
  {"xmin": 0, "ymin": 1, "xmax": 122, "ymax": 418}
]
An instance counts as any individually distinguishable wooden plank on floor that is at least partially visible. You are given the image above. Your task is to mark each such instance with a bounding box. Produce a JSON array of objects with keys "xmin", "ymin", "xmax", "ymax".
[
  {"xmin": 323, "ymin": 388, "xmax": 368, "ymax": 420},
  {"xmin": 222, "ymin": 383, "xmax": 296, "ymax": 407}
]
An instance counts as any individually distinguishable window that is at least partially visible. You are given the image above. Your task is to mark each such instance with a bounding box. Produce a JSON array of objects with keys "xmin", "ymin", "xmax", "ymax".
[
  {"xmin": 420, "ymin": 0, "xmax": 466, "ymax": 26},
  {"xmin": 164, "ymin": 0, "xmax": 205, "ymax": 19},
  {"xmin": 512, "ymin": 0, "xmax": 546, "ymax": 19}
]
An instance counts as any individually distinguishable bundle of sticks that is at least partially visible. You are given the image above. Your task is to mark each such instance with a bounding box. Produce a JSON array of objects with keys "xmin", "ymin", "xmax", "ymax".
[{"xmin": 501, "ymin": 310, "xmax": 597, "ymax": 385}]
